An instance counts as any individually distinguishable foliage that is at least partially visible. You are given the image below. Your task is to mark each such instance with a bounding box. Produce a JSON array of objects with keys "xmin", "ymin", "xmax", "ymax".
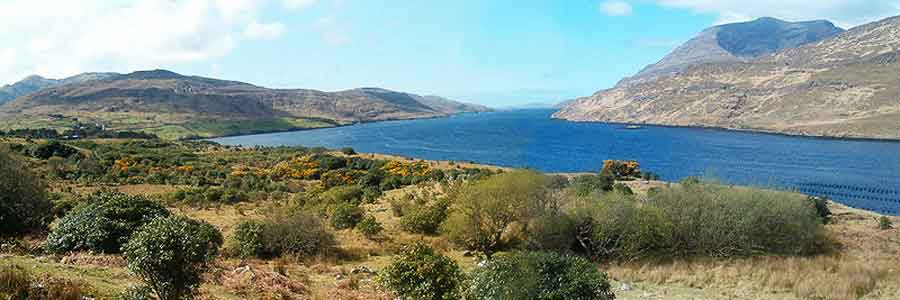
[
  {"xmin": 258, "ymin": 211, "xmax": 336, "ymax": 257},
  {"xmin": 30, "ymin": 140, "xmax": 79, "ymax": 159},
  {"xmin": 808, "ymin": 196, "xmax": 832, "ymax": 224},
  {"xmin": 648, "ymin": 183, "xmax": 824, "ymax": 257},
  {"xmin": 378, "ymin": 242, "xmax": 464, "ymax": 300},
  {"xmin": 226, "ymin": 220, "xmax": 265, "ymax": 258},
  {"xmin": 600, "ymin": 160, "xmax": 640, "ymax": 180},
  {"xmin": 123, "ymin": 215, "xmax": 223, "ymax": 300},
  {"xmin": 570, "ymin": 193, "xmax": 672, "ymax": 260},
  {"xmin": 400, "ymin": 198, "xmax": 450, "ymax": 235},
  {"xmin": 356, "ymin": 215, "xmax": 383, "ymax": 239},
  {"xmin": 45, "ymin": 191, "xmax": 171, "ymax": 253},
  {"xmin": 568, "ymin": 174, "xmax": 614, "ymax": 197},
  {"xmin": 444, "ymin": 170, "xmax": 548, "ymax": 257},
  {"xmin": 467, "ymin": 252, "xmax": 615, "ymax": 300},
  {"xmin": 340, "ymin": 147, "xmax": 357, "ymax": 155},
  {"xmin": 878, "ymin": 216, "xmax": 893, "ymax": 230},
  {"xmin": 0, "ymin": 151, "xmax": 52, "ymax": 236},
  {"xmin": 330, "ymin": 203, "xmax": 364, "ymax": 230},
  {"xmin": 612, "ymin": 183, "xmax": 634, "ymax": 195},
  {"xmin": 0, "ymin": 264, "xmax": 88, "ymax": 300}
]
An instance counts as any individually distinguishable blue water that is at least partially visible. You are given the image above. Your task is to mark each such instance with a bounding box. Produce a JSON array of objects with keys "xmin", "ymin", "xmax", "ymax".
[{"xmin": 213, "ymin": 109, "xmax": 900, "ymax": 215}]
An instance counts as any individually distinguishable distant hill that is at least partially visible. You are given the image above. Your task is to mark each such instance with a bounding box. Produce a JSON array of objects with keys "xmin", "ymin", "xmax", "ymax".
[
  {"xmin": 0, "ymin": 70, "xmax": 489, "ymax": 139},
  {"xmin": 626, "ymin": 17, "xmax": 843, "ymax": 84},
  {"xmin": 555, "ymin": 15, "xmax": 900, "ymax": 139},
  {"xmin": 0, "ymin": 73, "xmax": 118, "ymax": 105}
]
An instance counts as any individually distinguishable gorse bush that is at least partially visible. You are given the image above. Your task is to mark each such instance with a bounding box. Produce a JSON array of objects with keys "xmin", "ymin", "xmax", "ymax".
[
  {"xmin": 45, "ymin": 191, "xmax": 170, "ymax": 253},
  {"xmin": 467, "ymin": 252, "xmax": 615, "ymax": 300},
  {"xmin": 379, "ymin": 242, "xmax": 464, "ymax": 300},
  {"xmin": 568, "ymin": 174, "xmax": 613, "ymax": 197},
  {"xmin": 878, "ymin": 216, "xmax": 893, "ymax": 230},
  {"xmin": 258, "ymin": 211, "xmax": 336, "ymax": 258},
  {"xmin": 226, "ymin": 220, "xmax": 265, "ymax": 258},
  {"xmin": 123, "ymin": 215, "xmax": 222, "ymax": 300},
  {"xmin": 0, "ymin": 151, "xmax": 52, "ymax": 236},
  {"xmin": 808, "ymin": 196, "xmax": 832, "ymax": 224},
  {"xmin": 356, "ymin": 215, "xmax": 383, "ymax": 239},
  {"xmin": 400, "ymin": 198, "xmax": 450, "ymax": 235},
  {"xmin": 330, "ymin": 203, "xmax": 364, "ymax": 230}
]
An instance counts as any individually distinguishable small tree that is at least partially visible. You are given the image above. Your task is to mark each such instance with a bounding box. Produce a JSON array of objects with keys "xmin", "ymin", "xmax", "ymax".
[
  {"xmin": 123, "ymin": 215, "xmax": 223, "ymax": 300},
  {"xmin": 468, "ymin": 252, "xmax": 615, "ymax": 300},
  {"xmin": 444, "ymin": 170, "xmax": 548, "ymax": 258},
  {"xmin": 0, "ymin": 151, "xmax": 52, "ymax": 236},
  {"xmin": 378, "ymin": 242, "xmax": 464, "ymax": 300}
]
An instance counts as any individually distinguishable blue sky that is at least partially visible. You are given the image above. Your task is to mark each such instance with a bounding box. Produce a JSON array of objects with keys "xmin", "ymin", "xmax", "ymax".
[{"xmin": 2, "ymin": 0, "xmax": 899, "ymax": 107}]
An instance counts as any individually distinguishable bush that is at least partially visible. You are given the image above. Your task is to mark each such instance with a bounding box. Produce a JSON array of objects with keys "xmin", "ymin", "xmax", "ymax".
[
  {"xmin": 444, "ymin": 170, "xmax": 548, "ymax": 257},
  {"xmin": 809, "ymin": 196, "xmax": 832, "ymax": 224},
  {"xmin": 46, "ymin": 191, "xmax": 171, "ymax": 253},
  {"xmin": 226, "ymin": 220, "xmax": 265, "ymax": 258},
  {"xmin": 649, "ymin": 183, "xmax": 824, "ymax": 257},
  {"xmin": 600, "ymin": 160, "xmax": 639, "ymax": 180},
  {"xmin": 30, "ymin": 140, "xmax": 78, "ymax": 159},
  {"xmin": 379, "ymin": 242, "xmax": 464, "ymax": 300},
  {"xmin": 400, "ymin": 199, "xmax": 450, "ymax": 235},
  {"xmin": 340, "ymin": 147, "xmax": 356, "ymax": 155},
  {"xmin": 568, "ymin": 174, "xmax": 613, "ymax": 197},
  {"xmin": 0, "ymin": 264, "xmax": 88, "ymax": 300},
  {"xmin": 612, "ymin": 183, "xmax": 633, "ymax": 195},
  {"xmin": 321, "ymin": 185, "xmax": 365, "ymax": 206},
  {"xmin": 123, "ymin": 215, "xmax": 223, "ymax": 300},
  {"xmin": 0, "ymin": 151, "xmax": 52, "ymax": 236},
  {"xmin": 467, "ymin": 252, "xmax": 615, "ymax": 300},
  {"xmin": 259, "ymin": 212, "xmax": 336, "ymax": 257},
  {"xmin": 570, "ymin": 193, "xmax": 672, "ymax": 260},
  {"xmin": 878, "ymin": 216, "xmax": 893, "ymax": 230},
  {"xmin": 330, "ymin": 203, "xmax": 364, "ymax": 230},
  {"xmin": 356, "ymin": 215, "xmax": 383, "ymax": 239}
]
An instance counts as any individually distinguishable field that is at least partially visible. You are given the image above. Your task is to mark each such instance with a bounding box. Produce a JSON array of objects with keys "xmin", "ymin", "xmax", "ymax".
[{"xmin": 1, "ymin": 138, "xmax": 899, "ymax": 300}]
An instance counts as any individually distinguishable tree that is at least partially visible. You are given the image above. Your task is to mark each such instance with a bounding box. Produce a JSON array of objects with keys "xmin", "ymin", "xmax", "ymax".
[
  {"xmin": 443, "ymin": 170, "xmax": 548, "ymax": 258},
  {"xmin": 123, "ymin": 215, "xmax": 223, "ymax": 300},
  {"xmin": 0, "ymin": 151, "xmax": 52, "ymax": 236},
  {"xmin": 468, "ymin": 252, "xmax": 615, "ymax": 300}
]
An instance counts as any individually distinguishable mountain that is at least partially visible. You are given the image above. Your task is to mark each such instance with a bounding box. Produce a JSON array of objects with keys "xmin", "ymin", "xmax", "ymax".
[
  {"xmin": 626, "ymin": 17, "xmax": 844, "ymax": 84},
  {"xmin": 0, "ymin": 70, "xmax": 490, "ymax": 139},
  {"xmin": 554, "ymin": 15, "xmax": 900, "ymax": 139},
  {"xmin": 0, "ymin": 73, "xmax": 118, "ymax": 105}
]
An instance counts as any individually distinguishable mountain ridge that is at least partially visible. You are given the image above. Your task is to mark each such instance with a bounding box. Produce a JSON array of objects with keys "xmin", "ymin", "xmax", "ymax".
[{"xmin": 555, "ymin": 15, "xmax": 900, "ymax": 140}]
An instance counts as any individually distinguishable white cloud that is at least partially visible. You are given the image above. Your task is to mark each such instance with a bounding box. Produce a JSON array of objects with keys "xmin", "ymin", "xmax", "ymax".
[
  {"xmin": 599, "ymin": 0, "xmax": 633, "ymax": 16},
  {"xmin": 656, "ymin": 0, "xmax": 900, "ymax": 27},
  {"xmin": 284, "ymin": 0, "xmax": 318, "ymax": 9},
  {"xmin": 245, "ymin": 21, "xmax": 286, "ymax": 40}
]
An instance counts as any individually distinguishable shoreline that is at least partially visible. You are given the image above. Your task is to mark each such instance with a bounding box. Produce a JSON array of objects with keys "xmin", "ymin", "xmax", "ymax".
[{"xmin": 551, "ymin": 116, "xmax": 900, "ymax": 143}]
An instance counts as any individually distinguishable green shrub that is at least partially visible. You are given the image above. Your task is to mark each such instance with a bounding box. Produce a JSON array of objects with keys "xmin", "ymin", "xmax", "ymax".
[
  {"xmin": 45, "ymin": 192, "xmax": 170, "ymax": 253},
  {"xmin": 340, "ymin": 147, "xmax": 356, "ymax": 155},
  {"xmin": 0, "ymin": 151, "xmax": 52, "ymax": 236},
  {"xmin": 521, "ymin": 213, "xmax": 576, "ymax": 252},
  {"xmin": 321, "ymin": 185, "xmax": 365, "ymax": 206},
  {"xmin": 808, "ymin": 196, "xmax": 832, "ymax": 224},
  {"xmin": 330, "ymin": 203, "xmax": 364, "ymax": 230},
  {"xmin": 679, "ymin": 176, "xmax": 700, "ymax": 186},
  {"xmin": 0, "ymin": 264, "xmax": 88, "ymax": 300},
  {"xmin": 467, "ymin": 252, "xmax": 615, "ymax": 300},
  {"xmin": 356, "ymin": 215, "xmax": 383, "ymax": 239},
  {"xmin": 878, "ymin": 216, "xmax": 893, "ymax": 230},
  {"xmin": 612, "ymin": 183, "xmax": 634, "ymax": 195},
  {"xmin": 123, "ymin": 215, "xmax": 223, "ymax": 300},
  {"xmin": 444, "ymin": 170, "xmax": 548, "ymax": 257},
  {"xmin": 226, "ymin": 220, "xmax": 265, "ymax": 258},
  {"xmin": 649, "ymin": 183, "xmax": 824, "ymax": 257},
  {"xmin": 379, "ymin": 242, "xmax": 464, "ymax": 300},
  {"xmin": 568, "ymin": 175, "xmax": 613, "ymax": 197},
  {"xmin": 259, "ymin": 212, "xmax": 336, "ymax": 257},
  {"xmin": 30, "ymin": 140, "xmax": 78, "ymax": 160},
  {"xmin": 571, "ymin": 193, "xmax": 672, "ymax": 260},
  {"xmin": 400, "ymin": 199, "xmax": 450, "ymax": 235}
]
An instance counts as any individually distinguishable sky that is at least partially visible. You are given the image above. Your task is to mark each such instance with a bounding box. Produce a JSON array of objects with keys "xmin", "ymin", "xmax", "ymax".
[{"xmin": 1, "ymin": 0, "xmax": 899, "ymax": 107}]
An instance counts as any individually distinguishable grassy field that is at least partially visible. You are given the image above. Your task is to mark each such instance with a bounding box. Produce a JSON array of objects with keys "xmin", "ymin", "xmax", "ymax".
[{"xmin": 140, "ymin": 118, "xmax": 336, "ymax": 140}]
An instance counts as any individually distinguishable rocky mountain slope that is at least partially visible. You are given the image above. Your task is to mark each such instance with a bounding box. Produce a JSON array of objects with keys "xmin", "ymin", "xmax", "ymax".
[
  {"xmin": 0, "ymin": 70, "xmax": 489, "ymax": 138},
  {"xmin": 0, "ymin": 73, "xmax": 117, "ymax": 105},
  {"xmin": 555, "ymin": 16, "xmax": 900, "ymax": 139}
]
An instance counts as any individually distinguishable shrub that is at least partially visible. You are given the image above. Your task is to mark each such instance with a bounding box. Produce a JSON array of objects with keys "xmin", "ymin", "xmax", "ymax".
[
  {"xmin": 379, "ymin": 242, "xmax": 464, "ymax": 300},
  {"xmin": 612, "ymin": 183, "xmax": 634, "ymax": 195},
  {"xmin": 649, "ymin": 183, "xmax": 824, "ymax": 257},
  {"xmin": 568, "ymin": 174, "xmax": 613, "ymax": 197},
  {"xmin": 321, "ymin": 185, "xmax": 365, "ymax": 206},
  {"xmin": 570, "ymin": 193, "xmax": 672, "ymax": 260},
  {"xmin": 46, "ymin": 191, "xmax": 171, "ymax": 253},
  {"xmin": 226, "ymin": 220, "xmax": 265, "ymax": 258},
  {"xmin": 0, "ymin": 265, "xmax": 88, "ymax": 300},
  {"xmin": 467, "ymin": 252, "xmax": 615, "ymax": 300},
  {"xmin": 340, "ymin": 147, "xmax": 356, "ymax": 155},
  {"xmin": 878, "ymin": 216, "xmax": 893, "ymax": 230},
  {"xmin": 123, "ymin": 215, "xmax": 222, "ymax": 300},
  {"xmin": 356, "ymin": 215, "xmax": 383, "ymax": 239},
  {"xmin": 600, "ymin": 160, "xmax": 639, "ymax": 180},
  {"xmin": 444, "ymin": 170, "xmax": 548, "ymax": 257},
  {"xmin": 330, "ymin": 203, "xmax": 364, "ymax": 230},
  {"xmin": 30, "ymin": 140, "xmax": 78, "ymax": 159},
  {"xmin": 520, "ymin": 213, "xmax": 576, "ymax": 251},
  {"xmin": 0, "ymin": 151, "xmax": 52, "ymax": 236},
  {"xmin": 809, "ymin": 196, "xmax": 832, "ymax": 224},
  {"xmin": 259, "ymin": 212, "xmax": 336, "ymax": 257},
  {"xmin": 401, "ymin": 199, "xmax": 450, "ymax": 235}
]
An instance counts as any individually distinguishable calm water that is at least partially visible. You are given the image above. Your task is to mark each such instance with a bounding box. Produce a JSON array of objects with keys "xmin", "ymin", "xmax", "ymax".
[{"xmin": 213, "ymin": 109, "xmax": 900, "ymax": 215}]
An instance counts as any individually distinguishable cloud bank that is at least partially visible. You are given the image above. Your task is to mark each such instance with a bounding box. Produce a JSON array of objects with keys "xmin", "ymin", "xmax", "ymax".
[{"xmin": 656, "ymin": 0, "xmax": 900, "ymax": 27}]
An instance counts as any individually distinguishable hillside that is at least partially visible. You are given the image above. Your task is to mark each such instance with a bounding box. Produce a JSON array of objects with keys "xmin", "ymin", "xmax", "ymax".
[
  {"xmin": 0, "ymin": 70, "xmax": 489, "ymax": 139},
  {"xmin": 554, "ymin": 16, "xmax": 900, "ymax": 139},
  {"xmin": 0, "ymin": 73, "xmax": 118, "ymax": 105}
]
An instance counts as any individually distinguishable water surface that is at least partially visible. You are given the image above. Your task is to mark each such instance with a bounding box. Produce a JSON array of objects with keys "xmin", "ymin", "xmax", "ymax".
[{"xmin": 213, "ymin": 109, "xmax": 900, "ymax": 215}]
